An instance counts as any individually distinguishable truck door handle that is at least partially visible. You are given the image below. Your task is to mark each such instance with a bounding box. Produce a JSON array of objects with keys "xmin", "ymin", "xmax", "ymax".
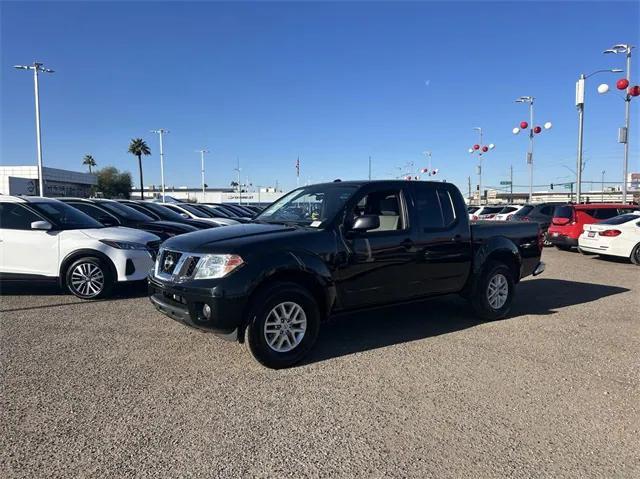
[{"xmin": 451, "ymin": 234, "xmax": 461, "ymax": 242}]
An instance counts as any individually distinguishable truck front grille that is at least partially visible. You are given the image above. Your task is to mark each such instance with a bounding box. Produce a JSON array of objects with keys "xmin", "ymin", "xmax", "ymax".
[{"xmin": 155, "ymin": 249, "xmax": 202, "ymax": 281}]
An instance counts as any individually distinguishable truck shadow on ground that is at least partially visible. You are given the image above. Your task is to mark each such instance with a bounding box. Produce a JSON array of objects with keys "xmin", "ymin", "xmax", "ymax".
[{"xmin": 305, "ymin": 278, "xmax": 629, "ymax": 365}]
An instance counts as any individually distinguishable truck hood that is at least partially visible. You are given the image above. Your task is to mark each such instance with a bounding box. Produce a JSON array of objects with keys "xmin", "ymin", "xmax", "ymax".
[
  {"xmin": 80, "ymin": 226, "xmax": 160, "ymax": 243},
  {"xmin": 161, "ymin": 222, "xmax": 298, "ymax": 251}
]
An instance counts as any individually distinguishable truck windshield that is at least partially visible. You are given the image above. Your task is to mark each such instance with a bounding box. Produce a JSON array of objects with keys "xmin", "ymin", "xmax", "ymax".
[{"xmin": 256, "ymin": 183, "xmax": 359, "ymax": 226}]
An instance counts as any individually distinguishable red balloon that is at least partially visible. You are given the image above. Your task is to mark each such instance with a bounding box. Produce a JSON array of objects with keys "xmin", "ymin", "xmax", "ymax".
[
  {"xmin": 473, "ymin": 144, "xmax": 480, "ymax": 150},
  {"xmin": 616, "ymin": 78, "xmax": 630, "ymax": 90},
  {"xmin": 533, "ymin": 126, "xmax": 542, "ymax": 134},
  {"xmin": 630, "ymin": 85, "xmax": 640, "ymax": 97},
  {"xmin": 520, "ymin": 121, "xmax": 529, "ymax": 129},
  {"xmin": 482, "ymin": 146, "xmax": 488, "ymax": 152}
]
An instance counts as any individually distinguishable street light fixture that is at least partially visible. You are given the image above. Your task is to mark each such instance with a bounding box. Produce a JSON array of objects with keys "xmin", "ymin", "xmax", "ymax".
[
  {"xmin": 574, "ymin": 68, "xmax": 622, "ymax": 204},
  {"xmin": 151, "ymin": 129, "xmax": 169, "ymax": 202},
  {"xmin": 14, "ymin": 61, "xmax": 54, "ymax": 196},
  {"xmin": 468, "ymin": 127, "xmax": 495, "ymax": 205},
  {"xmin": 512, "ymin": 96, "xmax": 552, "ymax": 202},
  {"xmin": 196, "ymin": 149, "xmax": 210, "ymax": 196},
  {"xmin": 600, "ymin": 43, "xmax": 637, "ymax": 203}
]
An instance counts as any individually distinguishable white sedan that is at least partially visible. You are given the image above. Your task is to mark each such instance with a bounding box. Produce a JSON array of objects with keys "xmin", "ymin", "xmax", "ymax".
[{"xmin": 578, "ymin": 212, "xmax": 640, "ymax": 265}]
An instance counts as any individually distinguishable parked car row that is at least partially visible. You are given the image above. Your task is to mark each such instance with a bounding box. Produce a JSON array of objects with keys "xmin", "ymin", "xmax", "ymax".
[
  {"xmin": 0, "ymin": 195, "xmax": 264, "ymax": 299},
  {"xmin": 468, "ymin": 202, "xmax": 640, "ymax": 264}
]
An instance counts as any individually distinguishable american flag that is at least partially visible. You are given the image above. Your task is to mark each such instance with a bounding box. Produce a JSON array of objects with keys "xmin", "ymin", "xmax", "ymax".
[{"xmin": 296, "ymin": 157, "xmax": 300, "ymax": 178}]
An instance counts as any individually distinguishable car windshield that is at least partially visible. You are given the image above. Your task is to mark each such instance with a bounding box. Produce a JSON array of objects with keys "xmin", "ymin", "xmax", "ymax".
[
  {"xmin": 255, "ymin": 183, "xmax": 359, "ymax": 226},
  {"xmin": 30, "ymin": 201, "xmax": 103, "ymax": 229},
  {"xmin": 554, "ymin": 206, "xmax": 574, "ymax": 219},
  {"xmin": 599, "ymin": 213, "xmax": 640, "ymax": 225},
  {"xmin": 514, "ymin": 205, "xmax": 534, "ymax": 216},
  {"xmin": 97, "ymin": 201, "xmax": 153, "ymax": 221},
  {"xmin": 139, "ymin": 202, "xmax": 186, "ymax": 221},
  {"xmin": 468, "ymin": 207, "xmax": 479, "ymax": 213},
  {"xmin": 498, "ymin": 206, "xmax": 518, "ymax": 214},
  {"xmin": 204, "ymin": 206, "xmax": 231, "ymax": 218},
  {"xmin": 180, "ymin": 204, "xmax": 213, "ymax": 218}
]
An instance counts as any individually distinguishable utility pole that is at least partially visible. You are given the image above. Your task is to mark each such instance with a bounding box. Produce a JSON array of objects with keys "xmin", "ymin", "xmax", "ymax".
[
  {"xmin": 14, "ymin": 62, "xmax": 55, "ymax": 196},
  {"xmin": 196, "ymin": 149, "xmax": 209, "ymax": 198},
  {"xmin": 467, "ymin": 176, "xmax": 472, "ymax": 204},
  {"xmin": 509, "ymin": 165, "xmax": 514, "ymax": 203},
  {"xmin": 151, "ymin": 129, "xmax": 169, "ymax": 202}
]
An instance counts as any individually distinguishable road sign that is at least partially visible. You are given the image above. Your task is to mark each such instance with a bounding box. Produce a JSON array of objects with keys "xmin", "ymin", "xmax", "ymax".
[
  {"xmin": 564, "ymin": 183, "xmax": 572, "ymax": 189},
  {"xmin": 499, "ymin": 181, "xmax": 512, "ymax": 185}
]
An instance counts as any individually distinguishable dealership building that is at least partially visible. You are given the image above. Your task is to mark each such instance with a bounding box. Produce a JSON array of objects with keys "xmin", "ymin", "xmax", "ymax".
[{"xmin": 0, "ymin": 165, "xmax": 97, "ymax": 197}]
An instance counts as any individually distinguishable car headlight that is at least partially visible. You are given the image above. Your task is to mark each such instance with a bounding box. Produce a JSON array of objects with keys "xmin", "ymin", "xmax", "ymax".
[
  {"xmin": 194, "ymin": 254, "xmax": 244, "ymax": 279},
  {"xmin": 100, "ymin": 239, "xmax": 149, "ymax": 250}
]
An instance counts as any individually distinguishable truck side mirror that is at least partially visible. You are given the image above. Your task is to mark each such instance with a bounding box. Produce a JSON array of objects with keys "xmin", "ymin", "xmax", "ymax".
[
  {"xmin": 31, "ymin": 220, "xmax": 52, "ymax": 231},
  {"xmin": 351, "ymin": 215, "xmax": 380, "ymax": 232}
]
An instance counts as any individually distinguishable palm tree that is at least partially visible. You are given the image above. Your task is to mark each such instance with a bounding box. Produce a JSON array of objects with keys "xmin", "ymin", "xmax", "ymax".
[
  {"xmin": 82, "ymin": 154, "xmax": 97, "ymax": 173},
  {"xmin": 128, "ymin": 138, "xmax": 151, "ymax": 199}
]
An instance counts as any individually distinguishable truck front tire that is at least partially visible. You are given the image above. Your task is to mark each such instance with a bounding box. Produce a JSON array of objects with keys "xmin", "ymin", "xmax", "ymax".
[
  {"xmin": 245, "ymin": 282, "xmax": 320, "ymax": 369},
  {"xmin": 470, "ymin": 261, "xmax": 515, "ymax": 321}
]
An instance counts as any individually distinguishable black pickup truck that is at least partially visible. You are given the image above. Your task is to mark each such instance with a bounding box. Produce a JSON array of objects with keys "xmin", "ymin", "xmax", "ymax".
[{"xmin": 149, "ymin": 180, "xmax": 545, "ymax": 368}]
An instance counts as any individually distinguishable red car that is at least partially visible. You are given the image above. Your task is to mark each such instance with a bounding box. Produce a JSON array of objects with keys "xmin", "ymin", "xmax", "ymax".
[{"xmin": 547, "ymin": 203, "xmax": 639, "ymax": 250}]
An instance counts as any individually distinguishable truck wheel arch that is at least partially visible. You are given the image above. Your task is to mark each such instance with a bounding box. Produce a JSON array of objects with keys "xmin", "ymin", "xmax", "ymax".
[{"xmin": 239, "ymin": 268, "xmax": 334, "ymax": 343}]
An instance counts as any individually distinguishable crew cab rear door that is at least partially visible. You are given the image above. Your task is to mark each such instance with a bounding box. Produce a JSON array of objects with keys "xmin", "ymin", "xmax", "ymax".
[{"xmin": 410, "ymin": 182, "xmax": 472, "ymax": 295}]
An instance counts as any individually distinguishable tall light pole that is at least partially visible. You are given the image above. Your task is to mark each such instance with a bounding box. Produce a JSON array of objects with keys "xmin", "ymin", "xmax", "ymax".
[
  {"xmin": 468, "ymin": 128, "xmax": 495, "ymax": 205},
  {"xmin": 14, "ymin": 62, "xmax": 54, "ymax": 196},
  {"xmin": 196, "ymin": 149, "xmax": 209, "ymax": 198},
  {"xmin": 601, "ymin": 170, "xmax": 606, "ymax": 202},
  {"xmin": 513, "ymin": 96, "xmax": 552, "ymax": 202},
  {"xmin": 575, "ymin": 69, "xmax": 622, "ymax": 204},
  {"xmin": 151, "ymin": 129, "xmax": 169, "ymax": 202},
  {"xmin": 603, "ymin": 43, "xmax": 636, "ymax": 203}
]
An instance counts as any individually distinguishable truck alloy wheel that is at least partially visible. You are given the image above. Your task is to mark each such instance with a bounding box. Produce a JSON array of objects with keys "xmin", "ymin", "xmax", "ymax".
[
  {"xmin": 263, "ymin": 301, "xmax": 308, "ymax": 352},
  {"xmin": 470, "ymin": 261, "xmax": 515, "ymax": 321},
  {"xmin": 486, "ymin": 273, "xmax": 509, "ymax": 310},
  {"xmin": 246, "ymin": 282, "xmax": 320, "ymax": 369}
]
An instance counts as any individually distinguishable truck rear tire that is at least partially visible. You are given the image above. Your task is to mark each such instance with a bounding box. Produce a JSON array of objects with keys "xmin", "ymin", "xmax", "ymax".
[
  {"xmin": 245, "ymin": 282, "xmax": 320, "ymax": 369},
  {"xmin": 469, "ymin": 261, "xmax": 515, "ymax": 321}
]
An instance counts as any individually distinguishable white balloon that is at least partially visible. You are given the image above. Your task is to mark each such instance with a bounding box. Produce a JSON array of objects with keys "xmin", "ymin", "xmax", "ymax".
[
  {"xmin": 488, "ymin": 143, "xmax": 495, "ymax": 150},
  {"xmin": 597, "ymin": 83, "xmax": 609, "ymax": 94},
  {"xmin": 544, "ymin": 122, "xmax": 553, "ymax": 130},
  {"xmin": 468, "ymin": 148, "xmax": 474, "ymax": 154},
  {"xmin": 512, "ymin": 127, "xmax": 520, "ymax": 135}
]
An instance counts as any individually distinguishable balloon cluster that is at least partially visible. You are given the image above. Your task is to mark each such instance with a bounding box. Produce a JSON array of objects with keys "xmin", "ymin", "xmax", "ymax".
[
  {"xmin": 597, "ymin": 78, "xmax": 640, "ymax": 98},
  {"xmin": 468, "ymin": 143, "xmax": 496, "ymax": 155},
  {"xmin": 512, "ymin": 121, "xmax": 553, "ymax": 136}
]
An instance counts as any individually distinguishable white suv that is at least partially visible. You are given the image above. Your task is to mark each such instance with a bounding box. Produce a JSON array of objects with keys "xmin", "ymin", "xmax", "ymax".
[{"xmin": 0, "ymin": 196, "xmax": 160, "ymax": 299}]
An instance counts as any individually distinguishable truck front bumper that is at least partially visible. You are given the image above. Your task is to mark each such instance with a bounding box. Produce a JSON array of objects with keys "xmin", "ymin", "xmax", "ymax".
[{"xmin": 148, "ymin": 275, "xmax": 247, "ymax": 340}]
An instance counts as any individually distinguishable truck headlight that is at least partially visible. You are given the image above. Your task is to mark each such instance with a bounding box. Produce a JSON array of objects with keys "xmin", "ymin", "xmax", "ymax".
[
  {"xmin": 100, "ymin": 239, "xmax": 148, "ymax": 250},
  {"xmin": 194, "ymin": 254, "xmax": 244, "ymax": 279}
]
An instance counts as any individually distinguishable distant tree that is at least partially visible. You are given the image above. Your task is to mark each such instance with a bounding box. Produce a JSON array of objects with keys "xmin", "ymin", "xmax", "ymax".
[
  {"xmin": 82, "ymin": 154, "xmax": 97, "ymax": 173},
  {"xmin": 96, "ymin": 166, "xmax": 132, "ymax": 199},
  {"xmin": 127, "ymin": 138, "xmax": 151, "ymax": 199}
]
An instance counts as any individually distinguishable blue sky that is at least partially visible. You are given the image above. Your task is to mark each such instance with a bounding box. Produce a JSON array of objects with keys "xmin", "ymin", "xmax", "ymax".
[{"xmin": 1, "ymin": 1, "xmax": 639, "ymax": 194}]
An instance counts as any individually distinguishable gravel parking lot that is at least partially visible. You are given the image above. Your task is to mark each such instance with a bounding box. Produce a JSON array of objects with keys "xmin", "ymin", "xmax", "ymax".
[{"xmin": 1, "ymin": 248, "xmax": 638, "ymax": 478}]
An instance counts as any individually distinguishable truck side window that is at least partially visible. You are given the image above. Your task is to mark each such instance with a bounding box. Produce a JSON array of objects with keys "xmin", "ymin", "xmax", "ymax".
[
  {"xmin": 351, "ymin": 189, "xmax": 405, "ymax": 232},
  {"xmin": 437, "ymin": 189, "xmax": 456, "ymax": 227}
]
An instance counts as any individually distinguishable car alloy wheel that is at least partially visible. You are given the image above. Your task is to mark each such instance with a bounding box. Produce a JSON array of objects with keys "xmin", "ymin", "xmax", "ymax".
[
  {"xmin": 263, "ymin": 301, "xmax": 307, "ymax": 353},
  {"xmin": 70, "ymin": 262, "xmax": 105, "ymax": 298},
  {"xmin": 486, "ymin": 273, "xmax": 509, "ymax": 310}
]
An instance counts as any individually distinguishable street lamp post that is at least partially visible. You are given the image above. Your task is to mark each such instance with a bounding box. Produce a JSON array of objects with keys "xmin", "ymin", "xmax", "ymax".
[
  {"xmin": 196, "ymin": 149, "xmax": 210, "ymax": 198},
  {"xmin": 513, "ymin": 96, "xmax": 552, "ymax": 203},
  {"xmin": 468, "ymin": 129, "xmax": 495, "ymax": 205},
  {"xmin": 602, "ymin": 43, "xmax": 637, "ymax": 203},
  {"xmin": 14, "ymin": 62, "xmax": 54, "ymax": 196},
  {"xmin": 575, "ymin": 69, "xmax": 622, "ymax": 204},
  {"xmin": 151, "ymin": 129, "xmax": 169, "ymax": 202}
]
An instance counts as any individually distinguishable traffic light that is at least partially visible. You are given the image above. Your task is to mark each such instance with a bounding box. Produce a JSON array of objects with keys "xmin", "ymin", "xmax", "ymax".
[{"xmin": 550, "ymin": 183, "xmax": 554, "ymax": 190}]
